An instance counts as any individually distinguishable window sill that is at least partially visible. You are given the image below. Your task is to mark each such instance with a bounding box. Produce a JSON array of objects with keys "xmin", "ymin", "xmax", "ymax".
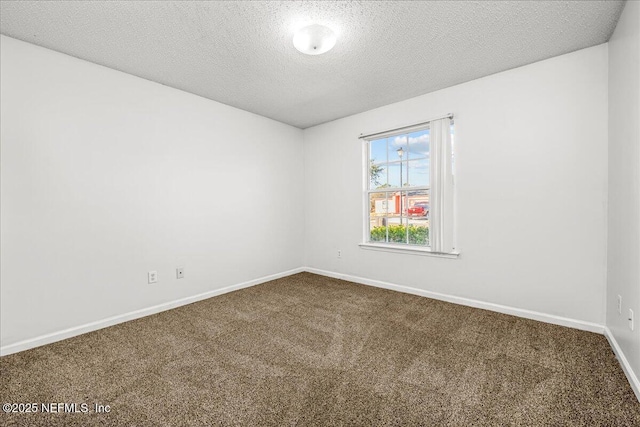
[{"xmin": 359, "ymin": 243, "xmax": 460, "ymax": 258}]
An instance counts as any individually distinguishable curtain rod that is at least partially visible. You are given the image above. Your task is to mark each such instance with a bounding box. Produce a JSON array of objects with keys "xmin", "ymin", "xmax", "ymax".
[{"xmin": 358, "ymin": 113, "xmax": 453, "ymax": 140}]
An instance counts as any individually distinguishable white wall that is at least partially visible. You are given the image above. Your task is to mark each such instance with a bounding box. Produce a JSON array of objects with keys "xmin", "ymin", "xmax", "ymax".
[
  {"xmin": 303, "ymin": 44, "xmax": 609, "ymax": 325},
  {"xmin": 0, "ymin": 35, "xmax": 304, "ymax": 350},
  {"xmin": 607, "ymin": 0, "xmax": 640, "ymax": 392},
  {"xmin": 0, "ymin": 31, "xmax": 619, "ymax": 358}
]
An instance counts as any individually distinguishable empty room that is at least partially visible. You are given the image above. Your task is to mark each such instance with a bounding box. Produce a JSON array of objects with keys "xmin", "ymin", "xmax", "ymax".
[{"xmin": 1, "ymin": 0, "xmax": 639, "ymax": 425}]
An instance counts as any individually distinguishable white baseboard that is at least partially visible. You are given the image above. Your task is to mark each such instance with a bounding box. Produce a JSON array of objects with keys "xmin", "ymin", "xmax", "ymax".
[
  {"xmin": 303, "ymin": 267, "xmax": 604, "ymax": 334},
  {"xmin": 0, "ymin": 267, "xmax": 305, "ymax": 357},
  {"xmin": 4, "ymin": 266, "xmax": 637, "ymax": 404},
  {"xmin": 604, "ymin": 327, "xmax": 640, "ymax": 402}
]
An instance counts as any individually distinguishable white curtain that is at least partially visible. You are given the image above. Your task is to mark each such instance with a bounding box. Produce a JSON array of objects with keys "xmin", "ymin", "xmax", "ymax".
[{"xmin": 429, "ymin": 118, "xmax": 454, "ymax": 253}]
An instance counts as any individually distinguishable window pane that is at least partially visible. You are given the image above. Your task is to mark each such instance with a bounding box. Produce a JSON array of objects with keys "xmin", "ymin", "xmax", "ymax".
[
  {"xmin": 369, "ymin": 162, "xmax": 387, "ymax": 189},
  {"xmin": 387, "ymin": 192, "xmax": 408, "ymax": 243},
  {"xmin": 408, "ymin": 223, "xmax": 429, "ymax": 246},
  {"xmin": 386, "ymin": 163, "xmax": 407, "ymax": 188},
  {"xmin": 388, "ymin": 135, "xmax": 408, "ymax": 162},
  {"xmin": 385, "ymin": 191, "xmax": 401, "ymax": 229},
  {"xmin": 387, "ymin": 222, "xmax": 407, "ymax": 243},
  {"xmin": 387, "ymin": 163, "xmax": 399, "ymax": 188},
  {"xmin": 408, "ymin": 159, "xmax": 429, "ymax": 186},
  {"xmin": 407, "ymin": 189, "xmax": 429, "ymax": 246},
  {"xmin": 369, "ymin": 192, "xmax": 389, "ymax": 242},
  {"xmin": 408, "ymin": 129, "xmax": 429, "ymax": 160},
  {"xmin": 369, "ymin": 138, "xmax": 387, "ymax": 164}
]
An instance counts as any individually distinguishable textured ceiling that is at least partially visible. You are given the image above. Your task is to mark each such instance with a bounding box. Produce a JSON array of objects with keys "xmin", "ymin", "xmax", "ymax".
[{"xmin": 0, "ymin": 1, "xmax": 625, "ymax": 129}]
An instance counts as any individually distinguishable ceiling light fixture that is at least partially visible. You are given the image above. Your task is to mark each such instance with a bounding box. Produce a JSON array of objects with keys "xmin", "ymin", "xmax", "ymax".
[{"xmin": 293, "ymin": 24, "xmax": 336, "ymax": 55}]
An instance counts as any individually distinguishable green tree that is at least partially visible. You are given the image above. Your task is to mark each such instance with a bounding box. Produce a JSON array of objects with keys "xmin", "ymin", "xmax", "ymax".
[{"xmin": 370, "ymin": 160, "xmax": 384, "ymax": 187}]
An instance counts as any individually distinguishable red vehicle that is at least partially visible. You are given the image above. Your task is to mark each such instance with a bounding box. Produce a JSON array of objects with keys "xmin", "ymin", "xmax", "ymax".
[{"xmin": 408, "ymin": 202, "xmax": 429, "ymax": 217}]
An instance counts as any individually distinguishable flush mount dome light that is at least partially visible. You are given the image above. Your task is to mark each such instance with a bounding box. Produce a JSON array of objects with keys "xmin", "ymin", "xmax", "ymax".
[{"xmin": 293, "ymin": 24, "xmax": 336, "ymax": 55}]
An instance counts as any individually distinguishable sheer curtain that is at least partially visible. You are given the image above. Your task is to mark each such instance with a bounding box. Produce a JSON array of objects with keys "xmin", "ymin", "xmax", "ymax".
[{"xmin": 429, "ymin": 118, "xmax": 454, "ymax": 253}]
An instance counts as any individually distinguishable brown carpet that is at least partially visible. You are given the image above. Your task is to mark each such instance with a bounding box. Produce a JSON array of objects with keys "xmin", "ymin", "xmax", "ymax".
[{"xmin": 1, "ymin": 272, "xmax": 639, "ymax": 426}]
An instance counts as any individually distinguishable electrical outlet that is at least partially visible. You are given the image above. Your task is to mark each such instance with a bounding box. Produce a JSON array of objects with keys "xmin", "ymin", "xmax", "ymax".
[
  {"xmin": 629, "ymin": 309, "xmax": 634, "ymax": 331},
  {"xmin": 148, "ymin": 271, "xmax": 158, "ymax": 284},
  {"xmin": 337, "ymin": 250, "xmax": 342, "ymax": 259},
  {"xmin": 176, "ymin": 268, "xmax": 185, "ymax": 279},
  {"xmin": 617, "ymin": 295, "xmax": 622, "ymax": 314}
]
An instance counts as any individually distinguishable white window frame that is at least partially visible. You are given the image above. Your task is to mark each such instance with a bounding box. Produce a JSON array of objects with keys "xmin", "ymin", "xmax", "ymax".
[{"xmin": 359, "ymin": 115, "xmax": 458, "ymax": 257}]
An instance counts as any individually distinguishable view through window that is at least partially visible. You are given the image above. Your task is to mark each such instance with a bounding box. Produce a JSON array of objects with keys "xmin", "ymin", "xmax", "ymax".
[{"xmin": 365, "ymin": 121, "xmax": 454, "ymax": 248}]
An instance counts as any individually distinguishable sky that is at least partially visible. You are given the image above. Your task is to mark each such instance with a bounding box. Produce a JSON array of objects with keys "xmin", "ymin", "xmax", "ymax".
[
  {"xmin": 370, "ymin": 129, "xmax": 430, "ymax": 188},
  {"xmin": 369, "ymin": 126, "xmax": 455, "ymax": 189}
]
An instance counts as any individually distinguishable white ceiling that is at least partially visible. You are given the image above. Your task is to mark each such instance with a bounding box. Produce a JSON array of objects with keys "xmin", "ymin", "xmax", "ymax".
[{"xmin": 0, "ymin": 1, "xmax": 625, "ymax": 129}]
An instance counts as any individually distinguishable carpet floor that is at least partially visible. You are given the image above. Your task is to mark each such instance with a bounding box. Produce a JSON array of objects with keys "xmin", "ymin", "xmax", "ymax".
[{"xmin": 1, "ymin": 272, "xmax": 639, "ymax": 426}]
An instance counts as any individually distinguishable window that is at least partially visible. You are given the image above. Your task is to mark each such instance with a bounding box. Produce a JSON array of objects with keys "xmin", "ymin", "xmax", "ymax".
[{"xmin": 362, "ymin": 116, "xmax": 455, "ymax": 254}]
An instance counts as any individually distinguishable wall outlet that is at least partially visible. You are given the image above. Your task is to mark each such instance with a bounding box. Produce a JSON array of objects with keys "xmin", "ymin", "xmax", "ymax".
[
  {"xmin": 337, "ymin": 250, "xmax": 342, "ymax": 259},
  {"xmin": 617, "ymin": 295, "xmax": 622, "ymax": 314},
  {"xmin": 629, "ymin": 309, "xmax": 634, "ymax": 331},
  {"xmin": 148, "ymin": 271, "xmax": 158, "ymax": 284},
  {"xmin": 176, "ymin": 268, "xmax": 185, "ymax": 279}
]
